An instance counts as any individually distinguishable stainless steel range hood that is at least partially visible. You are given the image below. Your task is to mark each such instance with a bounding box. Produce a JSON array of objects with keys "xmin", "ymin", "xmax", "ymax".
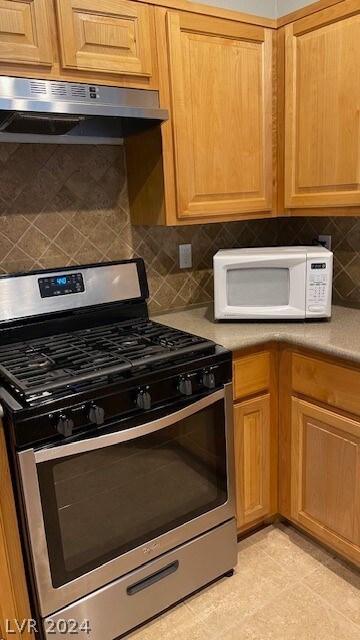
[{"xmin": 0, "ymin": 76, "xmax": 169, "ymax": 145}]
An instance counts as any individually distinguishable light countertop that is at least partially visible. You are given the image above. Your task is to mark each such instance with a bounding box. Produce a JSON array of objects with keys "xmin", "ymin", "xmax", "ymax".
[{"xmin": 152, "ymin": 304, "xmax": 360, "ymax": 364}]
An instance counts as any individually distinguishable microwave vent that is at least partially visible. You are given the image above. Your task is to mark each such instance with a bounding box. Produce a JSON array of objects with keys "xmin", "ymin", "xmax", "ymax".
[{"xmin": 29, "ymin": 80, "xmax": 47, "ymax": 95}]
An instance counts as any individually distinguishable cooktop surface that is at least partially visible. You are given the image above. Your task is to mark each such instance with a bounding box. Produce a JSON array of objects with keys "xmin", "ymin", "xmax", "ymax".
[{"xmin": 0, "ymin": 318, "xmax": 215, "ymax": 403}]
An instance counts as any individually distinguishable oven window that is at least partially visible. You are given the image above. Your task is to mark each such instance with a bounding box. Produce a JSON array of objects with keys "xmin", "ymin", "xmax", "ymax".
[
  {"xmin": 37, "ymin": 400, "xmax": 228, "ymax": 587},
  {"xmin": 227, "ymin": 267, "xmax": 290, "ymax": 306}
]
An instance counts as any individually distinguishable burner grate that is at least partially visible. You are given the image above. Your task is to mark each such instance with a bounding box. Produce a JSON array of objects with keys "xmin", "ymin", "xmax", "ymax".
[{"xmin": 0, "ymin": 319, "xmax": 214, "ymax": 402}]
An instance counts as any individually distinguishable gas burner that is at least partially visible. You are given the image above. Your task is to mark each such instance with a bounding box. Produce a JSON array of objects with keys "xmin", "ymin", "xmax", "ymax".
[{"xmin": 0, "ymin": 318, "xmax": 214, "ymax": 404}]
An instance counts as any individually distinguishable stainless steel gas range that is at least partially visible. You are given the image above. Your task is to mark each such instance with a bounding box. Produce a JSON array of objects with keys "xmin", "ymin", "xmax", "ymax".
[{"xmin": 0, "ymin": 259, "xmax": 237, "ymax": 640}]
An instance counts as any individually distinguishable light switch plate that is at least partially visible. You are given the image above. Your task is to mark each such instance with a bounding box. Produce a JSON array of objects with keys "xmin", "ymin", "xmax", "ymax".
[{"xmin": 179, "ymin": 244, "xmax": 192, "ymax": 269}]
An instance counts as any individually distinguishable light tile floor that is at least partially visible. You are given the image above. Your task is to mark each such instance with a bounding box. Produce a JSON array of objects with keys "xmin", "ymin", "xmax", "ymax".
[{"xmin": 127, "ymin": 523, "xmax": 360, "ymax": 639}]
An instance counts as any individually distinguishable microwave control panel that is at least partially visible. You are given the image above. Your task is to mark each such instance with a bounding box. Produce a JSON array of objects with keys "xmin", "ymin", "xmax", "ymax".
[{"xmin": 306, "ymin": 260, "xmax": 331, "ymax": 315}]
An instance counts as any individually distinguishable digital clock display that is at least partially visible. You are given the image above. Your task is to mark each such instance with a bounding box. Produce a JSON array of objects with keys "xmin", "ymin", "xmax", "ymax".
[
  {"xmin": 311, "ymin": 263, "xmax": 326, "ymax": 269},
  {"xmin": 38, "ymin": 273, "xmax": 85, "ymax": 298}
]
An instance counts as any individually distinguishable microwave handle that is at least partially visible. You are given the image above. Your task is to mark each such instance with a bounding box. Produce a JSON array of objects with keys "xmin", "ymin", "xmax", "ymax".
[{"xmin": 32, "ymin": 386, "xmax": 229, "ymax": 463}]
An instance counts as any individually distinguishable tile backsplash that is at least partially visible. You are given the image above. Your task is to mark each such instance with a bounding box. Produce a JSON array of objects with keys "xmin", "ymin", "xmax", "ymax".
[
  {"xmin": 0, "ymin": 143, "xmax": 277, "ymax": 313},
  {"xmin": 0, "ymin": 142, "xmax": 359, "ymax": 312},
  {"xmin": 277, "ymin": 217, "xmax": 360, "ymax": 308}
]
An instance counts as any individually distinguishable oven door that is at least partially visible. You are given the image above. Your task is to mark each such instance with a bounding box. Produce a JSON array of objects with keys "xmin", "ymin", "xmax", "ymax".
[
  {"xmin": 214, "ymin": 253, "xmax": 307, "ymax": 319},
  {"xmin": 18, "ymin": 383, "xmax": 235, "ymax": 617}
]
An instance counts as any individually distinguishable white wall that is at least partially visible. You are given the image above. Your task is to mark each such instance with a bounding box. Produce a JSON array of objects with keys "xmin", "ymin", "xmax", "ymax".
[
  {"xmin": 193, "ymin": 0, "xmax": 275, "ymax": 18},
  {"xmin": 189, "ymin": 0, "xmax": 316, "ymax": 19},
  {"xmin": 276, "ymin": 0, "xmax": 315, "ymax": 17}
]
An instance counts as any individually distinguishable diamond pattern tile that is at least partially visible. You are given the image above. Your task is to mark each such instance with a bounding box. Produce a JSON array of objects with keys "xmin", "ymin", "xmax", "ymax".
[
  {"xmin": 277, "ymin": 217, "xmax": 360, "ymax": 308},
  {"xmin": 0, "ymin": 142, "xmax": 281, "ymax": 311},
  {"xmin": 1, "ymin": 142, "xmax": 359, "ymax": 311}
]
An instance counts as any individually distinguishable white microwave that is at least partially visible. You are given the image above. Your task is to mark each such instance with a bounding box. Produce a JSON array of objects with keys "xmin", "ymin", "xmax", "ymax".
[{"xmin": 214, "ymin": 246, "xmax": 333, "ymax": 320}]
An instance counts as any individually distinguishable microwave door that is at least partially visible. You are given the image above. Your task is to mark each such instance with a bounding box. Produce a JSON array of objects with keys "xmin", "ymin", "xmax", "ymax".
[{"xmin": 216, "ymin": 254, "xmax": 307, "ymax": 319}]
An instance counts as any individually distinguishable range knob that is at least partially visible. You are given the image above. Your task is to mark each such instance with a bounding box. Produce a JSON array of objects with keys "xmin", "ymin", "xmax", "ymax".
[
  {"xmin": 178, "ymin": 376, "xmax": 193, "ymax": 396},
  {"xmin": 136, "ymin": 389, "xmax": 151, "ymax": 410},
  {"xmin": 88, "ymin": 404, "xmax": 105, "ymax": 426},
  {"xmin": 201, "ymin": 371, "xmax": 216, "ymax": 389},
  {"xmin": 56, "ymin": 414, "xmax": 74, "ymax": 438}
]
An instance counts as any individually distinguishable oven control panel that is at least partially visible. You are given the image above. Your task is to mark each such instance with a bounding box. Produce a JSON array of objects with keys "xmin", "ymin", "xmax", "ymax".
[
  {"xmin": 38, "ymin": 273, "xmax": 85, "ymax": 298},
  {"xmin": 13, "ymin": 352, "xmax": 232, "ymax": 449}
]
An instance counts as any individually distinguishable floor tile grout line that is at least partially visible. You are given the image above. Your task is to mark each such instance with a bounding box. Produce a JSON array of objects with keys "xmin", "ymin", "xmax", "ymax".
[
  {"xmin": 219, "ymin": 539, "xmax": 360, "ymax": 638},
  {"xmin": 248, "ymin": 523, "xmax": 337, "ymax": 580},
  {"xmin": 184, "ymin": 548, "xmax": 303, "ymax": 638},
  {"xmin": 257, "ymin": 544, "xmax": 335, "ymax": 582},
  {"xmin": 210, "ymin": 569, "xmax": 360, "ymax": 640},
  {"xmin": 181, "ymin": 600, "xmax": 218, "ymax": 637},
  {"xmin": 301, "ymin": 581, "xmax": 360, "ymax": 630},
  {"xmin": 209, "ymin": 577, "xmax": 306, "ymax": 640}
]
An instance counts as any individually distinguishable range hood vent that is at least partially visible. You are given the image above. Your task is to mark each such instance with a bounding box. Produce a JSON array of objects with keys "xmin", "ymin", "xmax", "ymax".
[{"xmin": 0, "ymin": 76, "xmax": 169, "ymax": 145}]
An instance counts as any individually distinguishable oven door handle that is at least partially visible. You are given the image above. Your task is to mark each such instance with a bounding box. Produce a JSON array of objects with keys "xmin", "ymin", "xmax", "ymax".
[{"xmin": 33, "ymin": 385, "xmax": 229, "ymax": 463}]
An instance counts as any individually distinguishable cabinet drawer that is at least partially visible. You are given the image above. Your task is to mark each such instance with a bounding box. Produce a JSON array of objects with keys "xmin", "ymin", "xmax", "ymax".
[
  {"xmin": 233, "ymin": 351, "xmax": 270, "ymax": 401},
  {"xmin": 292, "ymin": 353, "xmax": 360, "ymax": 417}
]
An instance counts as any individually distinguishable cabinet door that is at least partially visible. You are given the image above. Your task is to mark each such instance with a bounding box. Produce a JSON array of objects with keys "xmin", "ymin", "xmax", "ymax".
[
  {"xmin": 291, "ymin": 398, "xmax": 360, "ymax": 564},
  {"xmin": 55, "ymin": 0, "xmax": 153, "ymax": 77},
  {"xmin": 0, "ymin": 0, "xmax": 52, "ymax": 66},
  {"xmin": 284, "ymin": 5, "xmax": 360, "ymax": 208},
  {"xmin": 166, "ymin": 12, "xmax": 273, "ymax": 221},
  {"xmin": 234, "ymin": 395, "xmax": 271, "ymax": 530},
  {"xmin": 0, "ymin": 420, "xmax": 32, "ymax": 640}
]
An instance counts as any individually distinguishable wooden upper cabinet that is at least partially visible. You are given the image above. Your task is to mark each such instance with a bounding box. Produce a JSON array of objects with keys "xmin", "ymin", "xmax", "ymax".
[
  {"xmin": 0, "ymin": 0, "xmax": 52, "ymax": 66},
  {"xmin": 291, "ymin": 398, "xmax": 360, "ymax": 564},
  {"xmin": 165, "ymin": 12, "xmax": 273, "ymax": 222},
  {"xmin": 55, "ymin": 0, "xmax": 153, "ymax": 77},
  {"xmin": 284, "ymin": 3, "xmax": 360, "ymax": 209}
]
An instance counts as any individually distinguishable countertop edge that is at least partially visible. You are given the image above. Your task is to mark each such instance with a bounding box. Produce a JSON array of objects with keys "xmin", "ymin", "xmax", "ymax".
[
  {"xmin": 229, "ymin": 331, "xmax": 358, "ymax": 363},
  {"xmin": 152, "ymin": 305, "xmax": 360, "ymax": 366}
]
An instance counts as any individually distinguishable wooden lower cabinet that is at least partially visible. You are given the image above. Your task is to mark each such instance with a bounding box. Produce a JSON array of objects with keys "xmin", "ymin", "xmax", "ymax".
[
  {"xmin": 233, "ymin": 351, "xmax": 271, "ymax": 402},
  {"xmin": 290, "ymin": 398, "xmax": 360, "ymax": 565},
  {"xmin": 0, "ymin": 419, "xmax": 32, "ymax": 640},
  {"xmin": 234, "ymin": 394, "xmax": 272, "ymax": 530},
  {"xmin": 234, "ymin": 344, "xmax": 360, "ymax": 566},
  {"xmin": 279, "ymin": 346, "xmax": 360, "ymax": 566},
  {"xmin": 233, "ymin": 346, "xmax": 278, "ymax": 533}
]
